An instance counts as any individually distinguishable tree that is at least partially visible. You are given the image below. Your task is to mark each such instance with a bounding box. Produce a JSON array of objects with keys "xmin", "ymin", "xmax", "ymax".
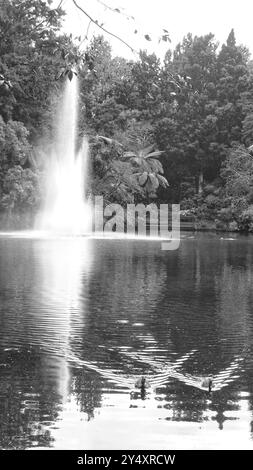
[
  {"xmin": 79, "ymin": 36, "xmax": 133, "ymax": 136},
  {"xmin": 0, "ymin": 116, "xmax": 31, "ymax": 170},
  {"xmin": 0, "ymin": 115, "xmax": 40, "ymax": 212},
  {"xmin": 216, "ymin": 29, "xmax": 251, "ymax": 146},
  {"xmin": 0, "ymin": 0, "xmax": 73, "ymax": 137},
  {"xmin": 154, "ymin": 30, "xmax": 253, "ymax": 200},
  {"xmin": 155, "ymin": 34, "xmax": 220, "ymax": 196},
  {"xmin": 1, "ymin": 166, "xmax": 40, "ymax": 213}
]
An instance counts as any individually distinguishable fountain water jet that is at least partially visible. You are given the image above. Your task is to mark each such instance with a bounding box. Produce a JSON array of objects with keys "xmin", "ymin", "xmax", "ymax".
[{"xmin": 36, "ymin": 76, "xmax": 91, "ymax": 235}]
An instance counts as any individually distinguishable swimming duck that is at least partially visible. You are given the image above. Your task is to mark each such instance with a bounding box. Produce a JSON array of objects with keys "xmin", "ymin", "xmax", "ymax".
[
  {"xmin": 134, "ymin": 376, "xmax": 151, "ymax": 400},
  {"xmin": 135, "ymin": 376, "xmax": 150, "ymax": 389},
  {"xmin": 201, "ymin": 378, "xmax": 212, "ymax": 392}
]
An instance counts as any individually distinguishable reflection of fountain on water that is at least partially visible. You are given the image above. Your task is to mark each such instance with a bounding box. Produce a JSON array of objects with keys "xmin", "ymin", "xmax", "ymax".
[
  {"xmin": 0, "ymin": 236, "xmax": 93, "ymax": 447},
  {"xmin": 36, "ymin": 77, "xmax": 91, "ymax": 235},
  {"xmin": 29, "ymin": 237, "xmax": 93, "ymax": 448},
  {"xmin": 36, "ymin": 237, "xmax": 94, "ymax": 448},
  {"xmin": 36, "ymin": 238, "xmax": 92, "ymax": 398}
]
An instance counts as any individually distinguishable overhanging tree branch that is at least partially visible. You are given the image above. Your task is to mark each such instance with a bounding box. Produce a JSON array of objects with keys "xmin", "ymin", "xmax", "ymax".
[
  {"xmin": 72, "ymin": 0, "xmax": 136, "ymax": 54},
  {"xmin": 95, "ymin": 0, "xmax": 135, "ymax": 21}
]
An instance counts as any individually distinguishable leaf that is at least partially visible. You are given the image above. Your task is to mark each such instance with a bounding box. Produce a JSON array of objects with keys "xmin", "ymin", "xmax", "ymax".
[
  {"xmin": 148, "ymin": 159, "xmax": 164, "ymax": 174},
  {"xmin": 144, "ymin": 34, "xmax": 152, "ymax": 41},
  {"xmin": 148, "ymin": 173, "xmax": 159, "ymax": 189},
  {"xmin": 55, "ymin": 67, "xmax": 65, "ymax": 80},
  {"xmin": 114, "ymin": 8, "xmax": 121, "ymax": 13},
  {"xmin": 98, "ymin": 136, "xmax": 114, "ymax": 144},
  {"xmin": 161, "ymin": 34, "xmax": 171, "ymax": 42},
  {"xmin": 139, "ymin": 172, "xmax": 148, "ymax": 186},
  {"xmin": 157, "ymin": 174, "xmax": 169, "ymax": 188},
  {"xmin": 122, "ymin": 151, "xmax": 137, "ymax": 159},
  {"xmin": 68, "ymin": 69, "xmax": 73, "ymax": 81},
  {"xmin": 139, "ymin": 145, "xmax": 155, "ymax": 157},
  {"xmin": 145, "ymin": 151, "xmax": 164, "ymax": 158}
]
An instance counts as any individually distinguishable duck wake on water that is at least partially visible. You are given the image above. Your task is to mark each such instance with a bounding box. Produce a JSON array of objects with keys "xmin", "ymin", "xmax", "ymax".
[{"xmin": 65, "ymin": 347, "xmax": 247, "ymax": 398}]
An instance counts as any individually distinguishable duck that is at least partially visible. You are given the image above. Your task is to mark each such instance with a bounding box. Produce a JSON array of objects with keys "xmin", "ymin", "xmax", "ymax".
[
  {"xmin": 134, "ymin": 376, "xmax": 151, "ymax": 400},
  {"xmin": 201, "ymin": 377, "xmax": 212, "ymax": 392},
  {"xmin": 135, "ymin": 376, "xmax": 151, "ymax": 389}
]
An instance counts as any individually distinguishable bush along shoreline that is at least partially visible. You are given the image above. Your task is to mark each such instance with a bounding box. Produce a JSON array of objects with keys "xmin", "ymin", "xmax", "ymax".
[{"xmin": 0, "ymin": 209, "xmax": 253, "ymax": 233}]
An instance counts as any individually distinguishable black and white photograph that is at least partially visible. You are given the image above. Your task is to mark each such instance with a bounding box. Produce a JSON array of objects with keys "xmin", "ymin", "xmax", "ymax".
[{"xmin": 1, "ymin": 0, "xmax": 253, "ymax": 457}]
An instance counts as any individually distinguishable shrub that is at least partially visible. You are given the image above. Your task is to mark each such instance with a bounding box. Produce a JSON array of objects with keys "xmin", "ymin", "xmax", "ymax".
[
  {"xmin": 0, "ymin": 117, "xmax": 31, "ymax": 168},
  {"xmin": 0, "ymin": 166, "xmax": 40, "ymax": 212},
  {"xmin": 228, "ymin": 221, "xmax": 239, "ymax": 231},
  {"xmin": 237, "ymin": 206, "xmax": 253, "ymax": 232},
  {"xmin": 218, "ymin": 207, "xmax": 234, "ymax": 223},
  {"xmin": 203, "ymin": 184, "xmax": 217, "ymax": 195}
]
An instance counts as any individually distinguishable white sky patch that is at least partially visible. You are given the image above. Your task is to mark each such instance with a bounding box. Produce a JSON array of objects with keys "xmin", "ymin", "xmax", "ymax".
[{"xmin": 56, "ymin": 0, "xmax": 253, "ymax": 59}]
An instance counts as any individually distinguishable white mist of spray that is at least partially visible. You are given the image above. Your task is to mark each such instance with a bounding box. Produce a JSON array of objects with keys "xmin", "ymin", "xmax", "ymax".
[{"xmin": 37, "ymin": 76, "xmax": 91, "ymax": 235}]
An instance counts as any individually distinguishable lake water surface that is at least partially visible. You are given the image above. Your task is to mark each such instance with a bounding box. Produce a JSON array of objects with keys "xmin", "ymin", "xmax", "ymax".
[{"xmin": 0, "ymin": 233, "xmax": 253, "ymax": 449}]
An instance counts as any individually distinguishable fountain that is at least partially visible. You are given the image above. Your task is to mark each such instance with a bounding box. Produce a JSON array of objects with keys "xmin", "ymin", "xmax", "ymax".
[
  {"xmin": 33, "ymin": 75, "xmax": 179, "ymax": 247},
  {"xmin": 36, "ymin": 76, "xmax": 91, "ymax": 235}
]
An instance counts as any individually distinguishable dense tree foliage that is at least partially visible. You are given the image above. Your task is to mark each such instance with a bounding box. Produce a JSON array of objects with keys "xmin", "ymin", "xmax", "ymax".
[{"xmin": 1, "ymin": 1, "xmax": 253, "ymax": 230}]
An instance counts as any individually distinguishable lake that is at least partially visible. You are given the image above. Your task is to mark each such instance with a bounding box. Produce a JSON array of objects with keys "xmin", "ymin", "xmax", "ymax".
[{"xmin": 0, "ymin": 232, "xmax": 253, "ymax": 449}]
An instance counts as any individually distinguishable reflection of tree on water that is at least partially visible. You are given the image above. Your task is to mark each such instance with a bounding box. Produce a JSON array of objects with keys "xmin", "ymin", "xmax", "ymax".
[
  {"xmin": 214, "ymin": 241, "xmax": 253, "ymax": 434},
  {"xmin": 0, "ymin": 348, "xmax": 57, "ymax": 448},
  {"xmin": 67, "ymin": 342, "xmax": 248, "ymax": 436},
  {"xmin": 81, "ymin": 241, "xmax": 168, "ymax": 350},
  {"xmin": 1, "ymin": 236, "xmax": 253, "ymax": 448},
  {"xmin": 146, "ymin": 237, "xmax": 253, "ymax": 431},
  {"xmin": 71, "ymin": 371, "xmax": 102, "ymax": 421},
  {"xmin": 76, "ymin": 241, "xmax": 249, "ymax": 411},
  {"xmin": 67, "ymin": 237, "xmax": 253, "ymax": 438},
  {"xmin": 212, "ymin": 403, "xmax": 238, "ymax": 431}
]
